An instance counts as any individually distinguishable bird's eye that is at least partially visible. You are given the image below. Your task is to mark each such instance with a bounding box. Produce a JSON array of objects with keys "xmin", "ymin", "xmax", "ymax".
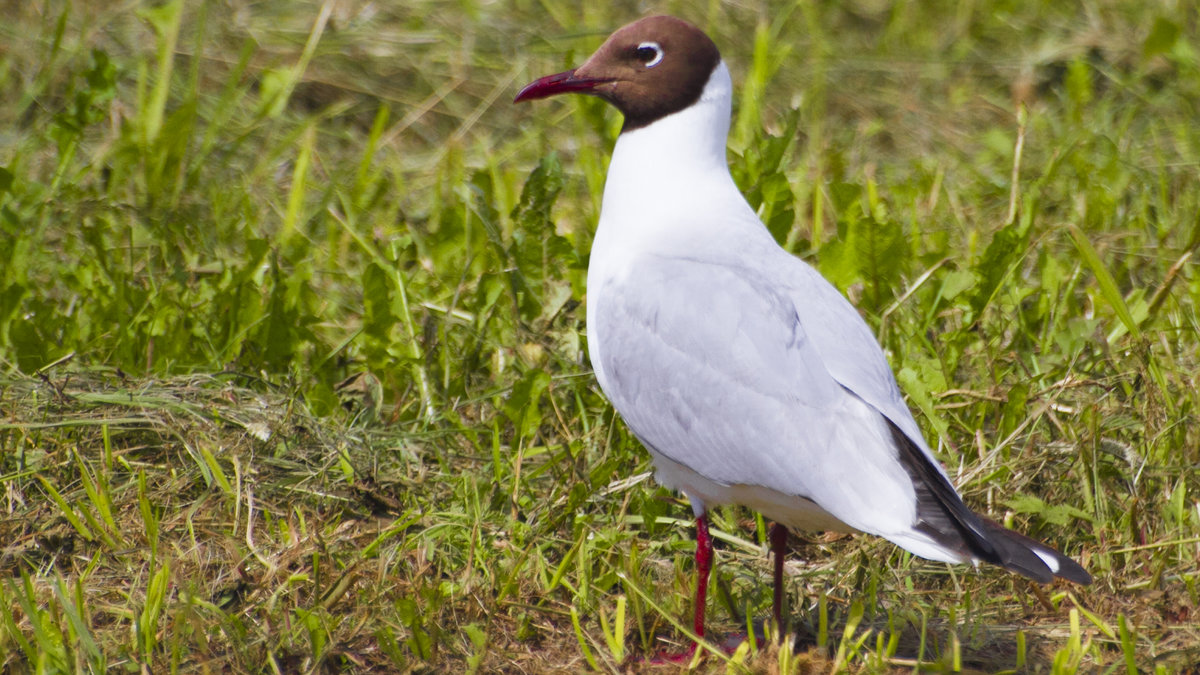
[{"xmin": 634, "ymin": 42, "xmax": 664, "ymax": 68}]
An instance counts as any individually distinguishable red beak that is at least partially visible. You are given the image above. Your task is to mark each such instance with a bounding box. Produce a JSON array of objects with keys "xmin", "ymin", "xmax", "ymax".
[{"xmin": 514, "ymin": 69, "xmax": 613, "ymax": 103}]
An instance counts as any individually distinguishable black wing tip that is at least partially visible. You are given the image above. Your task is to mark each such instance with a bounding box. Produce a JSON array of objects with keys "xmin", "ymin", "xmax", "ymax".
[
  {"xmin": 1002, "ymin": 547, "xmax": 1093, "ymax": 586},
  {"xmin": 978, "ymin": 516, "xmax": 1092, "ymax": 586},
  {"xmin": 1054, "ymin": 559, "xmax": 1094, "ymax": 586},
  {"xmin": 882, "ymin": 421, "xmax": 1093, "ymax": 585}
]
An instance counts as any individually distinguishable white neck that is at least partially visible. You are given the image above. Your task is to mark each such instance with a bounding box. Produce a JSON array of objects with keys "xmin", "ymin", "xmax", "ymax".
[
  {"xmin": 607, "ymin": 61, "xmax": 733, "ymax": 186},
  {"xmin": 592, "ymin": 61, "xmax": 762, "ymax": 261}
]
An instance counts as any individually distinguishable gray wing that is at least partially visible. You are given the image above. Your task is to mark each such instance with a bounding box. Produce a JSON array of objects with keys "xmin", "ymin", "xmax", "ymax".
[
  {"xmin": 772, "ymin": 251, "xmax": 1072, "ymax": 577},
  {"xmin": 591, "ymin": 253, "xmax": 925, "ymax": 537},
  {"xmin": 769, "ymin": 253, "xmax": 945, "ymax": 468},
  {"xmin": 778, "ymin": 255, "xmax": 1090, "ymax": 583}
]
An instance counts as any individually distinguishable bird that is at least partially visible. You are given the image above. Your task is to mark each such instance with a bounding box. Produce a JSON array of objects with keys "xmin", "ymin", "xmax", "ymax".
[{"xmin": 515, "ymin": 14, "xmax": 1091, "ymax": 657}]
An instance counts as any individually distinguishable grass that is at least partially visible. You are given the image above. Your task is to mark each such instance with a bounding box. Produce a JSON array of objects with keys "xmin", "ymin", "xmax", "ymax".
[{"xmin": 1, "ymin": 0, "xmax": 1198, "ymax": 672}]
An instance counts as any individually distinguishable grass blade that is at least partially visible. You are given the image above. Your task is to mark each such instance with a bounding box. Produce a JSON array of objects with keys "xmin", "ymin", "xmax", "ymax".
[{"xmin": 1068, "ymin": 225, "xmax": 1142, "ymax": 340}]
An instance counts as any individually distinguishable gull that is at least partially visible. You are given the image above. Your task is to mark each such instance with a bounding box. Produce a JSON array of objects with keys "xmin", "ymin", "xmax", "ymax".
[{"xmin": 515, "ymin": 14, "xmax": 1091, "ymax": 656}]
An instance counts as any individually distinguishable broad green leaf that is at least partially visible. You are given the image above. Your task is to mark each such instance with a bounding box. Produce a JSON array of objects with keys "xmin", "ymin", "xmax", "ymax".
[
  {"xmin": 1143, "ymin": 16, "xmax": 1180, "ymax": 58},
  {"xmin": 362, "ymin": 262, "xmax": 394, "ymax": 341},
  {"xmin": 970, "ymin": 223, "xmax": 1026, "ymax": 319}
]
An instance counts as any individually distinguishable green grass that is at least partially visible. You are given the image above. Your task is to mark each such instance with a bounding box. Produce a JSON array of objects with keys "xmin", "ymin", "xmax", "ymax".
[{"xmin": 1, "ymin": 0, "xmax": 1199, "ymax": 672}]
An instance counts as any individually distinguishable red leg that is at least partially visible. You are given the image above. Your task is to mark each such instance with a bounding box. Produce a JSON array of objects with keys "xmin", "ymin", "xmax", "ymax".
[
  {"xmin": 770, "ymin": 522, "xmax": 788, "ymax": 635},
  {"xmin": 669, "ymin": 513, "xmax": 713, "ymax": 662},
  {"xmin": 692, "ymin": 514, "xmax": 714, "ymax": 639}
]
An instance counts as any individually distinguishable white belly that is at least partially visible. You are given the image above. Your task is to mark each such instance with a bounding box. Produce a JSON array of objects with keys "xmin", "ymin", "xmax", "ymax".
[{"xmin": 647, "ymin": 447, "xmax": 856, "ymax": 533}]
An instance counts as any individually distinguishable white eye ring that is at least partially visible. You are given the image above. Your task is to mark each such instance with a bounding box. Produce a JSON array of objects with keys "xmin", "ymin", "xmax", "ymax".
[{"xmin": 636, "ymin": 41, "xmax": 664, "ymax": 68}]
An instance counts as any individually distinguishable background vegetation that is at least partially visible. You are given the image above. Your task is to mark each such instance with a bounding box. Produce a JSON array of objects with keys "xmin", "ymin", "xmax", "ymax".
[{"xmin": 1, "ymin": 0, "xmax": 1198, "ymax": 672}]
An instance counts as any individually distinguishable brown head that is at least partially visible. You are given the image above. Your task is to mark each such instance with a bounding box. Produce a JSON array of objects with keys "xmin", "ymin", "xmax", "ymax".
[{"xmin": 515, "ymin": 16, "xmax": 722, "ymax": 132}]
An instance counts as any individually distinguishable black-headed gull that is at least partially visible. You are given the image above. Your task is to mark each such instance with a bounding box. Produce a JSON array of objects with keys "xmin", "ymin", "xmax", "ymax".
[{"xmin": 516, "ymin": 14, "xmax": 1090, "ymax": 656}]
